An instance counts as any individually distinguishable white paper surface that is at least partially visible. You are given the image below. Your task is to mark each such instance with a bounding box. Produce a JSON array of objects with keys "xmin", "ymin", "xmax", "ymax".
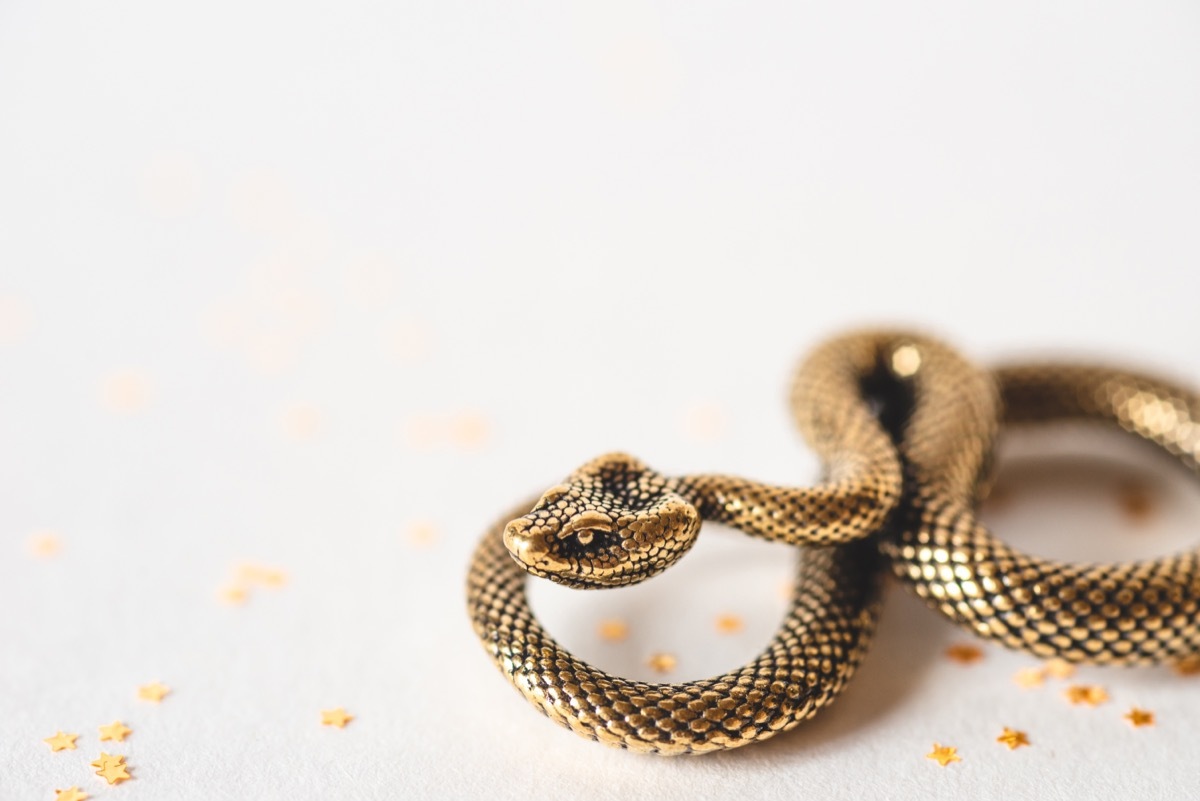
[{"xmin": 1, "ymin": 1, "xmax": 1198, "ymax": 798}]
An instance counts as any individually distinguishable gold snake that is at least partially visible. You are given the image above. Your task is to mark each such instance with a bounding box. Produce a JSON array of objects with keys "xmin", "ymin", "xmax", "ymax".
[{"xmin": 466, "ymin": 330, "xmax": 1200, "ymax": 754}]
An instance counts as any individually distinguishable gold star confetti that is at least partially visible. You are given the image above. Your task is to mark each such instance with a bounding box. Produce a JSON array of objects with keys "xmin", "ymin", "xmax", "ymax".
[
  {"xmin": 1044, "ymin": 658, "xmax": 1076, "ymax": 680},
  {"xmin": 54, "ymin": 788, "xmax": 88, "ymax": 801},
  {"xmin": 646, "ymin": 653, "xmax": 677, "ymax": 674},
  {"xmin": 1124, "ymin": 708, "xmax": 1155, "ymax": 728},
  {"xmin": 236, "ymin": 563, "xmax": 288, "ymax": 588},
  {"xmin": 714, "ymin": 614, "xmax": 744, "ymax": 635},
  {"xmin": 98, "ymin": 721, "xmax": 133, "ymax": 743},
  {"xmin": 996, "ymin": 727, "xmax": 1030, "ymax": 750},
  {"xmin": 90, "ymin": 753, "xmax": 131, "ymax": 785},
  {"xmin": 100, "ymin": 370, "xmax": 152, "ymax": 413},
  {"xmin": 137, "ymin": 682, "xmax": 170, "ymax": 702},
  {"xmin": 321, "ymin": 707, "xmax": 353, "ymax": 728},
  {"xmin": 926, "ymin": 743, "xmax": 961, "ymax": 767},
  {"xmin": 43, "ymin": 731, "xmax": 78, "ymax": 752},
  {"xmin": 1013, "ymin": 668, "xmax": 1045, "ymax": 689},
  {"xmin": 945, "ymin": 644, "xmax": 984, "ymax": 665},
  {"xmin": 1173, "ymin": 655, "xmax": 1200, "ymax": 676},
  {"xmin": 28, "ymin": 532, "xmax": 61, "ymax": 557},
  {"xmin": 1064, "ymin": 684, "xmax": 1109, "ymax": 707},
  {"xmin": 598, "ymin": 619, "xmax": 629, "ymax": 641}
]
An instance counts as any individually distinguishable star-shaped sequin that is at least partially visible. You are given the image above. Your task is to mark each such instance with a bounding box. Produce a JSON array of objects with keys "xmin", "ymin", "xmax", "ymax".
[
  {"xmin": 597, "ymin": 619, "xmax": 628, "ymax": 641},
  {"xmin": 98, "ymin": 720, "xmax": 132, "ymax": 742},
  {"xmin": 646, "ymin": 652, "xmax": 677, "ymax": 674},
  {"xmin": 54, "ymin": 788, "xmax": 88, "ymax": 801},
  {"xmin": 90, "ymin": 753, "xmax": 131, "ymax": 785},
  {"xmin": 996, "ymin": 727, "xmax": 1030, "ymax": 750},
  {"xmin": 1064, "ymin": 685, "xmax": 1109, "ymax": 706},
  {"xmin": 714, "ymin": 614, "xmax": 744, "ymax": 635},
  {"xmin": 926, "ymin": 743, "xmax": 961, "ymax": 767},
  {"xmin": 1124, "ymin": 708, "xmax": 1155, "ymax": 728},
  {"xmin": 137, "ymin": 682, "xmax": 170, "ymax": 702},
  {"xmin": 44, "ymin": 731, "xmax": 78, "ymax": 752},
  {"xmin": 321, "ymin": 707, "xmax": 353, "ymax": 728}
]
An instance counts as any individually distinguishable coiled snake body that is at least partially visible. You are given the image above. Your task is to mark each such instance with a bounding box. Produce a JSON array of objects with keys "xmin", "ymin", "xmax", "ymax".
[{"xmin": 466, "ymin": 331, "xmax": 1200, "ymax": 754}]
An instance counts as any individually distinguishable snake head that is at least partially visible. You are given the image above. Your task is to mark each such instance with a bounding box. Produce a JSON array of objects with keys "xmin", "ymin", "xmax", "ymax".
[{"xmin": 502, "ymin": 452, "xmax": 700, "ymax": 589}]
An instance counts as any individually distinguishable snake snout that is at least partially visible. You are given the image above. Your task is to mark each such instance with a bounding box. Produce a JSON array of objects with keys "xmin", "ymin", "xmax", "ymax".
[{"xmin": 503, "ymin": 517, "xmax": 568, "ymax": 574}]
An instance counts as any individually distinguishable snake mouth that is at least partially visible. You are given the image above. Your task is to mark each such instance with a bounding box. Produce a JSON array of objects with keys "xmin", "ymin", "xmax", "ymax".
[{"xmin": 502, "ymin": 520, "xmax": 571, "ymax": 575}]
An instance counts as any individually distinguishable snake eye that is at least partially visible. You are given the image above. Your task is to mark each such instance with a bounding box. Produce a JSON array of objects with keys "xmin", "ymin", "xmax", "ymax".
[{"xmin": 576, "ymin": 530, "xmax": 595, "ymax": 545}]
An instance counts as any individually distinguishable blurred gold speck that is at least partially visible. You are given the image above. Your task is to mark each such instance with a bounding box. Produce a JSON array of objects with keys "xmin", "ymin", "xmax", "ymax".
[
  {"xmin": 714, "ymin": 614, "xmax": 744, "ymax": 635},
  {"xmin": 1044, "ymin": 657, "xmax": 1076, "ymax": 680},
  {"xmin": 681, "ymin": 403, "xmax": 727, "ymax": 442},
  {"xmin": 450, "ymin": 412, "xmax": 491, "ymax": 448},
  {"xmin": 382, "ymin": 320, "xmax": 433, "ymax": 363},
  {"xmin": 598, "ymin": 619, "xmax": 629, "ymax": 641},
  {"xmin": 28, "ymin": 532, "xmax": 61, "ymax": 558},
  {"xmin": 1117, "ymin": 482, "xmax": 1155, "ymax": 523},
  {"xmin": 891, "ymin": 344, "xmax": 922, "ymax": 378},
  {"xmin": 281, "ymin": 405, "xmax": 322, "ymax": 440},
  {"xmin": 945, "ymin": 643, "xmax": 984, "ymax": 665},
  {"xmin": 218, "ymin": 586, "xmax": 248, "ymax": 606},
  {"xmin": 406, "ymin": 522, "xmax": 439, "ymax": 548},
  {"xmin": 646, "ymin": 652, "xmax": 677, "ymax": 674},
  {"xmin": 101, "ymin": 371, "xmax": 153, "ymax": 413}
]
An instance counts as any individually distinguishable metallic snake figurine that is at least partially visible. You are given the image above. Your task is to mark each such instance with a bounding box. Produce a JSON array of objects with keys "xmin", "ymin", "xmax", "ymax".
[{"xmin": 466, "ymin": 330, "xmax": 1200, "ymax": 754}]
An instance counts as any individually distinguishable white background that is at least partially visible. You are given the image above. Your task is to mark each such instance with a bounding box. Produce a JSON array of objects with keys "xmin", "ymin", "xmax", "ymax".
[{"xmin": 1, "ymin": 1, "xmax": 1198, "ymax": 799}]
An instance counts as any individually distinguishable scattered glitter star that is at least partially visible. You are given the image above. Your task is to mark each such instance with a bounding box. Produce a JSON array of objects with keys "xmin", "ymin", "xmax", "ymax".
[
  {"xmin": 996, "ymin": 727, "xmax": 1030, "ymax": 750},
  {"xmin": 1064, "ymin": 684, "xmax": 1109, "ymax": 706},
  {"xmin": 1174, "ymin": 655, "xmax": 1200, "ymax": 677},
  {"xmin": 945, "ymin": 644, "xmax": 984, "ymax": 665},
  {"xmin": 98, "ymin": 721, "xmax": 133, "ymax": 742},
  {"xmin": 43, "ymin": 731, "xmax": 78, "ymax": 752},
  {"xmin": 1044, "ymin": 658, "xmax": 1076, "ymax": 679},
  {"xmin": 54, "ymin": 788, "xmax": 88, "ymax": 801},
  {"xmin": 926, "ymin": 743, "xmax": 961, "ymax": 767},
  {"xmin": 137, "ymin": 682, "xmax": 170, "ymax": 702},
  {"xmin": 321, "ymin": 707, "xmax": 353, "ymax": 728},
  {"xmin": 714, "ymin": 614, "xmax": 744, "ymax": 635},
  {"xmin": 1124, "ymin": 708, "xmax": 1155, "ymax": 728},
  {"xmin": 90, "ymin": 753, "xmax": 131, "ymax": 785},
  {"xmin": 647, "ymin": 653, "xmax": 677, "ymax": 674},
  {"xmin": 1014, "ymin": 668, "xmax": 1045, "ymax": 689},
  {"xmin": 598, "ymin": 619, "xmax": 629, "ymax": 641},
  {"xmin": 29, "ymin": 532, "xmax": 61, "ymax": 557},
  {"xmin": 237, "ymin": 564, "xmax": 288, "ymax": 588}
]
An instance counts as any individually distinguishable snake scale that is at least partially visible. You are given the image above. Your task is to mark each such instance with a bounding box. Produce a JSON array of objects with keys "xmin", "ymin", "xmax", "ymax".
[{"xmin": 466, "ymin": 330, "xmax": 1200, "ymax": 754}]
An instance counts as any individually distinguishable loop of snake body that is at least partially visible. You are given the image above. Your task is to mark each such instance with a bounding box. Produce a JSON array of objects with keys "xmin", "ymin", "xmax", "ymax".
[{"xmin": 466, "ymin": 330, "xmax": 1200, "ymax": 754}]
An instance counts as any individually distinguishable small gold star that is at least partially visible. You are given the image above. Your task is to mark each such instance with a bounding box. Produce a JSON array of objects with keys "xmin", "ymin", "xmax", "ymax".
[
  {"xmin": 714, "ymin": 614, "xmax": 744, "ymax": 635},
  {"xmin": 90, "ymin": 753, "xmax": 131, "ymax": 785},
  {"xmin": 321, "ymin": 707, "xmax": 353, "ymax": 728},
  {"xmin": 98, "ymin": 720, "xmax": 132, "ymax": 742},
  {"xmin": 598, "ymin": 619, "xmax": 629, "ymax": 641},
  {"xmin": 43, "ymin": 731, "xmax": 78, "ymax": 752},
  {"xmin": 1064, "ymin": 684, "xmax": 1109, "ymax": 706},
  {"xmin": 1174, "ymin": 655, "xmax": 1200, "ymax": 676},
  {"xmin": 237, "ymin": 564, "xmax": 287, "ymax": 588},
  {"xmin": 29, "ymin": 532, "xmax": 61, "ymax": 557},
  {"xmin": 1044, "ymin": 658, "xmax": 1076, "ymax": 679},
  {"xmin": 945, "ymin": 644, "xmax": 984, "ymax": 665},
  {"xmin": 926, "ymin": 743, "xmax": 961, "ymax": 767},
  {"xmin": 996, "ymin": 727, "xmax": 1030, "ymax": 750},
  {"xmin": 647, "ymin": 652, "xmax": 677, "ymax": 674},
  {"xmin": 405, "ymin": 522, "xmax": 439, "ymax": 548},
  {"xmin": 1125, "ymin": 708, "xmax": 1155, "ymax": 728},
  {"xmin": 137, "ymin": 682, "xmax": 170, "ymax": 702},
  {"xmin": 54, "ymin": 788, "xmax": 88, "ymax": 801},
  {"xmin": 1014, "ymin": 668, "xmax": 1045, "ymax": 689}
]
